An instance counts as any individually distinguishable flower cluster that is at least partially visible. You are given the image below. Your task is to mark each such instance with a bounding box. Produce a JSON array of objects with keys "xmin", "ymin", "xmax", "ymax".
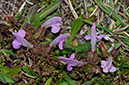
[
  {"xmin": 84, "ymin": 22, "xmax": 105, "ymax": 52},
  {"xmin": 12, "ymin": 17, "xmax": 116, "ymax": 73},
  {"xmin": 12, "ymin": 17, "xmax": 62, "ymax": 49},
  {"xmin": 41, "ymin": 17, "xmax": 62, "ymax": 33},
  {"xmin": 59, "ymin": 53, "xmax": 85, "ymax": 71},
  {"xmin": 101, "ymin": 56, "xmax": 117, "ymax": 73},
  {"xmin": 12, "ymin": 29, "xmax": 33, "ymax": 49},
  {"xmin": 50, "ymin": 33, "xmax": 70, "ymax": 50}
]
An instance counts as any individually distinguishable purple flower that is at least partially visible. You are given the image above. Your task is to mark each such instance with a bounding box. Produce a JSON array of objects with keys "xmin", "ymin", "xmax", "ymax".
[
  {"xmin": 101, "ymin": 56, "xmax": 117, "ymax": 73},
  {"xmin": 50, "ymin": 33, "xmax": 70, "ymax": 50},
  {"xmin": 41, "ymin": 17, "xmax": 62, "ymax": 33},
  {"xmin": 85, "ymin": 22, "xmax": 105, "ymax": 52},
  {"xmin": 12, "ymin": 29, "xmax": 33, "ymax": 49},
  {"xmin": 59, "ymin": 53, "xmax": 84, "ymax": 71}
]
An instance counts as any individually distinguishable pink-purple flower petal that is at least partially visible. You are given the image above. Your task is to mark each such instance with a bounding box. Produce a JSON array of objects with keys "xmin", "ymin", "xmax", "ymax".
[
  {"xmin": 101, "ymin": 56, "xmax": 117, "ymax": 73},
  {"xmin": 59, "ymin": 53, "xmax": 84, "ymax": 71},
  {"xmin": 103, "ymin": 67, "xmax": 109, "ymax": 73},
  {"xmin": 42, "ymin": 17, "xmax": 62, "ymax": 33},
  {"xmin": 19, "ymin": 38, "xmax": 33, "ymax": 48},
  {"xmin": 17, "ymin": 29, "xmax": 26, "ymax": 37},
  {"xmin": 96, "ymin": 35, "xmax": 105, "ymax": 39},
  {"xmin": 12, "ymin": 29, "xmax": 33, "ymax": 49},
  {"xmin": 59, "ymin": 56, "xmax": 83, "ymax": 66},
  {"xmin": 84, "ymin": 35, "xmax": 91, "ymax": 40},
  {"xmin": 51, "ymin": 25, "xmax": 61, "ymax": 33},
  {"xmin": 50, "ymin": 33, "xmax": 70, "ymax": 50},
  {"xmin": 84, "ymin": 22, "xmax": 105, "ymax": 52},
  {"xmin": 12, "ymin": 39, "xmax": 21, "ymax": 49},
  {"xmin": 55, "ymin": 20, "xmax": 62, "ymax": 25},
  {"xmin": 67, "ymin": 64, "xmax": 73, "ymax": 71},
  {"xmin": 91, "ymin": 22, "xmax": 96, "ymax": 52},
  {"xmin": 59, "ymin": 40, "xmax": 65, "ymax": 50},
  {"xmin": 101, "ymin": 60, "xmax": 108, "ymax": 68},
  {"xmin": 42, "ymin": 17, "xmax": 62, "ymax": 27},
  {"xmin": 109, "ymin": 66, "xmax": 117, "ymax": 72},
  {"xmin": 70, "ymin": 53, "xmax": 75, "ymax": 59}
]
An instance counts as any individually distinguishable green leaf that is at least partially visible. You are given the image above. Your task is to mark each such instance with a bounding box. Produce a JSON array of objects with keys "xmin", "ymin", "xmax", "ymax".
[
  {"xmin": 83, "ymin": 77, "xmax": 98, "ymax": 85},
  {"xmin": 75, "ymin": 42, "xmax": 91, "ymax": 54},
  {"xmin": 114, "ymin": 42, "xmax": 121, "ymax": 49},
  {"xmin": 38, "ymin": 1, "xmax": 60, "ymax": 21},
  {"xmin": 21, "ymin": 84, "xmax": 30, "ymax": 85},
  {"xmin": 87, "ymin": 27, "xmax": 92, "ymax": 35},
  {"xmin": 69, "ymin": 18, "xmax": 83, "ymax": 43},
  {"xmin": 88, "ymin": 7, "xmax": 95, "ymax": 12},
  {"xmin": 27, "ymin": 5, "xmax": 38, "ymax": 23},
  {"xmin": 54, "ymin": 48, "xmax": 73, "ymax": 55},
  {"xmin": 123, "ymin": 2, "xmax": 129, "ymax": 15},
  {"xmin": 60, "ymin": 82, "xmax": 68, "ymax": 85},
  {"xmin": 105, "ymin": 80, "xmax": 112, "ymax": 85},
  {"xmin": 45, "ymin": 77, "xmax": 52, "ymax": 85},
  {"xmin": 22, "ymin": 66, "xmax": 36, "ymax": 76},
  {"xmin": 115, "ymin": 20, "xmax": 121, "ymax": 26},
  {"xmin": 63, "ymin": 43, "xmax": 74, "ymax": 50},
  {"xmin": 109, "ymin": 0, "xmax": 113, "ymax": 7},
  {"xmin": 120, "ymin": 64, "xmax": 129, "ymax": 68},
  {"xmin": 15, "ymin": 8, "xmax": 26, "ymax": 21},
  {"xmin": 117, "ymin": 37, "xmax": 129, "ymax": 45},
  {"xmin": 94, "ymin": 0, "xmax": 127, "ymax": 26},
  {"xmin": 42, "ymin": 37, "xmax": 52, "ymax": 45},
  {"xmin": 3, "ymin": 49, "xmax": 15, "ymax": 56},
  {"xmin": 62, "ymin": 71, "xmax": 79, "ymax": 85},
  {"xmin": 33, "ymin": 14, "xmax": 40, "ymax": 27},
  {"xmin": 3, "ymin": 66, "xmax": 11, "ymax": 74},
  {"xmin": 114, "ymin": 77, "xmax": 118, "ymax": 81},
  {"xmin": 86, "ymin": 16, "xmax": 96, "ymax": 21},
  {"xmin": 114, "ymin": 0, "xmax": 119, "ymax": 9},
  {"xmin": 0, "ymin": 72, "xmax": 15, "ymax": 83},
  {"xmin": 0, "ymin": 73, "xmax": 6, "ymax": 84},
  {"xmin": 124, "ymin": 46, "xmax": 129, "ymax": 51},
  {"xmin": 7, "ymin": 66, "xmax": 21, "ymax": 76}
]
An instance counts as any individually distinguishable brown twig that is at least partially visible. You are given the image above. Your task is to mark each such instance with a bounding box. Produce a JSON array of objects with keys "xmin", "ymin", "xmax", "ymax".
[{"xmin": 65, "ymin": 0, "xmax": 78, "ymax": 19}]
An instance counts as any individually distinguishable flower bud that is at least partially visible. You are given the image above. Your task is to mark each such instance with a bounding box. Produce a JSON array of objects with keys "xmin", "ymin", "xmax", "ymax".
[
  {"xmin": 99, "ymin": 41, "xmax": 109, "ymax": 57},
  {"xmin": 71, "ymin": 39, "xmax": 78, "ymax": 46}
]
